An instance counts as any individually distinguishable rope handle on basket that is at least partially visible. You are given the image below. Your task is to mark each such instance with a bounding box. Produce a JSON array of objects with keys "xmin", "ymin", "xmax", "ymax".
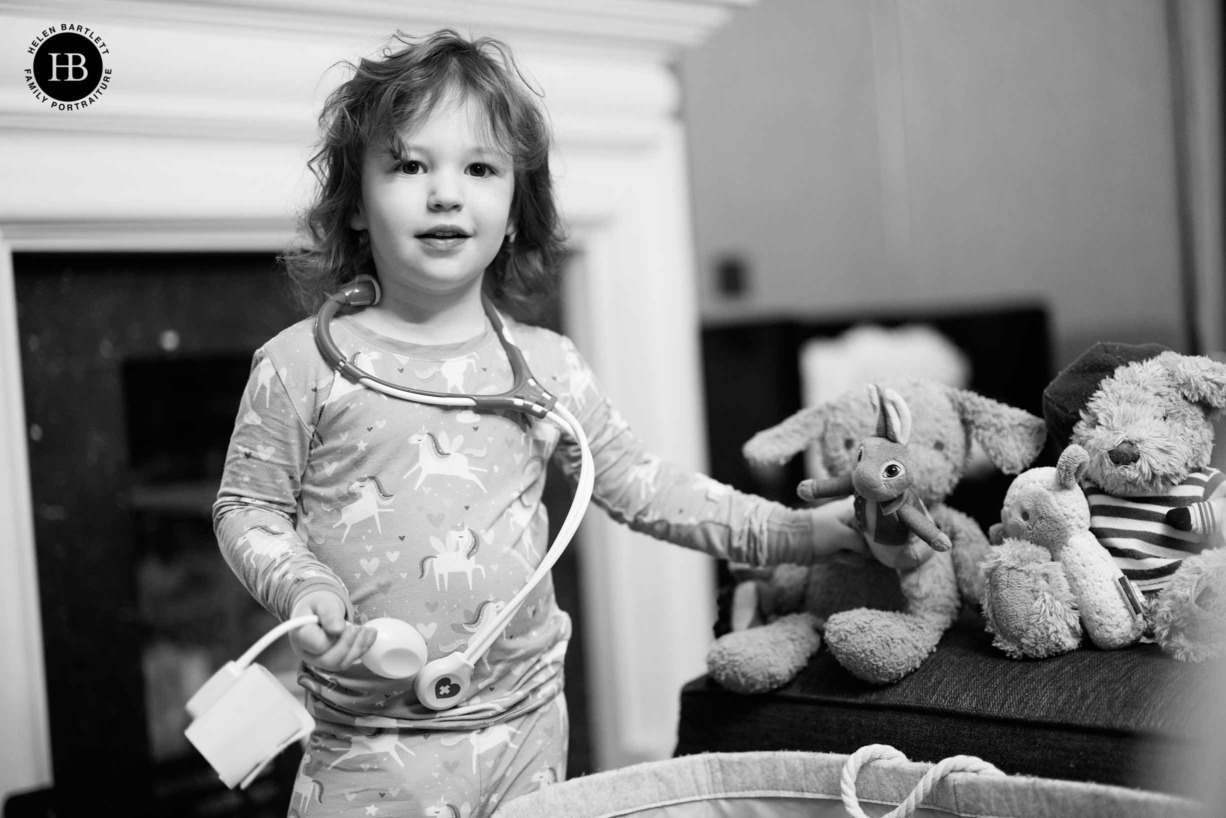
[{"xmin": 840, "ymin": 744, "xmax": 1006, "ymax": 818}]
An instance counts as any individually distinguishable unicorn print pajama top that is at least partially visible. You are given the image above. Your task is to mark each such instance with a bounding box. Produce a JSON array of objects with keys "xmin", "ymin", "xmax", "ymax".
[{"xmin": 213, "ymin": 310, "xmax": 825, "ymax": 810}]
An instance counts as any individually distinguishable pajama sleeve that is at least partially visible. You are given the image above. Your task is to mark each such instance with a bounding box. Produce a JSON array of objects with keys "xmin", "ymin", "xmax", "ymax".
[
  {"xmin": 549, "ymin": 337, "xmax": 822, "ymax": 567},
  {"xmin": 212, "ymin": 346, "xmax": 350, "ymax": 621}
]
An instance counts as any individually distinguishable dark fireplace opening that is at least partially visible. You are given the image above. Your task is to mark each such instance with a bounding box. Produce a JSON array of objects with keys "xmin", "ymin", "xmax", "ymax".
[
  {"xmin": 14, "ymin": 252, "xmax": 310, "ymax": 816},
  {"xmin": 123, "ymin": 354, "xmax": 252, "ymax": 487},
  {"xmin": 12, "ymin": 251, "xmax": 591, "ymax": 818},
  {"xmin": 122, "ymin": 355, "xmax": 299, "ymax": 765}
]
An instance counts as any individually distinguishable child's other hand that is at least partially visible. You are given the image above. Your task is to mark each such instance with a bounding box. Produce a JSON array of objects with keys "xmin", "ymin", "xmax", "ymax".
[
  {"xmin": 809, "ymin": 496, "xmax": 865, "ymax": 556},
  {"xmin": 289, "ymin": 590, "xmax": 377, "ymax": 672}
]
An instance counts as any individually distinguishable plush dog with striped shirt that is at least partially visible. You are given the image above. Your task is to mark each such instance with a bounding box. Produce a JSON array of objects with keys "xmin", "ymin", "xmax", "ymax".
[{"xmin": 1043, "ymin": 342, "xmax": 1226, "ymax": 662}]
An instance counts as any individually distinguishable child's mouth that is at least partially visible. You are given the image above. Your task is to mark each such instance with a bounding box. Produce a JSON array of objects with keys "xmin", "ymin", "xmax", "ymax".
[{"xmin": 417, "ymin": 227, "xmax": 470, "ymax": 251}]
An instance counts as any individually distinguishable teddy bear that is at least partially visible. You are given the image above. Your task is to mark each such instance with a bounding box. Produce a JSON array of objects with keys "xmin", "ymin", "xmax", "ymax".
[
  {"xmin": 705, "ymin": 377, "xmax": 1047, "ymax": 690},
  {"xmin": 1038, "ymin": 341, "xmax": 1226, "ymax": 662},
  {"xmin": 981, "ymin": 443, "xmax": 1145, "ymax": 659}
]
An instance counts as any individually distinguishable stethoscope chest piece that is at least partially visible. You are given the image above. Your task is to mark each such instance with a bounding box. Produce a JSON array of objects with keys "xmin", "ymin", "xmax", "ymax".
[{"xmin": 414, "ymin": 653, "xmax": 475, "ymax": 710}]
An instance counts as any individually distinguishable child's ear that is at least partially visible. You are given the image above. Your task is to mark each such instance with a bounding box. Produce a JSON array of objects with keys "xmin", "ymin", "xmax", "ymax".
[
  {"xmin": 505, "ymin": 221, "xmax": 517, "ymax": 242},
  {"xmin": 350, "ymin": 206, "xmax": 367, "ymax": 232}
]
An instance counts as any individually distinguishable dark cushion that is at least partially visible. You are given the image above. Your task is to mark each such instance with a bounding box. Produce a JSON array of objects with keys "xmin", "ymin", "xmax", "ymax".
[{"xmin": 676, "ymin": 616, "xmax": 1219, "ymax": 797}]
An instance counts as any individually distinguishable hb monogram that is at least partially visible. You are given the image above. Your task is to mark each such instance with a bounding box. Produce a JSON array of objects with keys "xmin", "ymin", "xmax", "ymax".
[{"xmin": 47, "ymin": 53, "xmax": 89, "ymax": 81}]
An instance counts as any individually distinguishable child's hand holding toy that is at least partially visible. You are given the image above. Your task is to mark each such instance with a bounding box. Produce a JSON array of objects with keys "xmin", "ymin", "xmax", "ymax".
[
  {"xmin": 290, "ymin": 590, "xmax": 377, "ymax": 672},
  {"xmin": 807, "ymin": 495, "xmax": 868, "ymax": 556}
]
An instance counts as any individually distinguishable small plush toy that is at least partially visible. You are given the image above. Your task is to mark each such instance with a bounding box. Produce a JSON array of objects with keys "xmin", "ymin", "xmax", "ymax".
[
  {"xmin": 981, "ymin": 443, "xmax": 1145, "ymax": 658},
  {"xmin": 1042, "ymin": 342, "xmax": 1226, "ymax": 661},
  {"xmin": 706, "ymin": 378, "xmax": 1046, "ymax": 689},
  {"xmin": 799, "ymin": 385, "xmax": 953, "ymax": 561}
]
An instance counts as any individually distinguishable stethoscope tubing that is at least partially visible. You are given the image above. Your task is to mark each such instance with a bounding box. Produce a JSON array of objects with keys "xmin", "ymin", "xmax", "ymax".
[
  {"xmin": 240, "ymin": 406, "xmax": 591, "ymax": 682},
  {"xmin": 461, "ymin": 400, "xmax": 593, "ymax": 664},
  {"xmin": 313, "ymin": 277, "xmax": 557, "ymax": 419},
  {"xmin": 310, "ymin": 276, "xmax": 595, "ymax": 683},
  {"xmin": 237, "ymin": 614, "xmax": 320, "ymax": 670}
]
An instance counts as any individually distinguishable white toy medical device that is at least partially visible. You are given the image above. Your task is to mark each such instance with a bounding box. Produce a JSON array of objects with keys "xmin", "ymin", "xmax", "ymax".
[{"xmin": 185, "ymin": 275, "xmax": 595, "ymax": 788}]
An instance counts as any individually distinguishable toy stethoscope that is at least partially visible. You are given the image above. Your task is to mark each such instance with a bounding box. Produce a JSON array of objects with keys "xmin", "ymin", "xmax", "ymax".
[
  {"xmin": 311, "ymin": 274, "xmax": 595, "ymax": 709},
  {"xmin": 185, "ymin": 275, "xmax": 594, "ymax": 788}
]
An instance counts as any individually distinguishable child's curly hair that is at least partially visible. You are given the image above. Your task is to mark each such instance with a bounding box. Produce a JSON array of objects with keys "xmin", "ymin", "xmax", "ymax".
[{"xmin": 282, "ymin": 29, "xmax": 566, "ymax": 314}]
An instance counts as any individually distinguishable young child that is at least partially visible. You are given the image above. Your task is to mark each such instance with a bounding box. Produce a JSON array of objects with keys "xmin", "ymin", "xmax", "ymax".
[{"xmin": 214, "ymin": 29, "xmax": 862, "ymax": 817}]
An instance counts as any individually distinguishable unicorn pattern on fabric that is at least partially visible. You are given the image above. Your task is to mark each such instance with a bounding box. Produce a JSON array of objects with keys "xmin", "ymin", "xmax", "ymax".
[
  {"xmin": 333, "ymin": 476, "xmax": 395, "ymax": 542},
  {"xmin": 421, "ymin": 528, "xmax": 487, "ymax": 591},
  {"xmin": 236, "ymin": 524, "xmax": 295, "ymax": 568},
  {"xmin": 441, "ymin": 723, "xmax": 522, "ymax": 774},
  {"xmin": 328, "ymin": 720, "xmax": 417, "ymax": 769},
  {"xmin": 406, "ymin": 431, "xmax": 488, "ymax": 491}
]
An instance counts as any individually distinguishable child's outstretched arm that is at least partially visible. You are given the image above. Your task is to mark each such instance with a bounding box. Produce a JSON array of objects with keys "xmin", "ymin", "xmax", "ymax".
[{"xmin": 549, "ymin": 338, "xmax": 863, "ymax": 565}]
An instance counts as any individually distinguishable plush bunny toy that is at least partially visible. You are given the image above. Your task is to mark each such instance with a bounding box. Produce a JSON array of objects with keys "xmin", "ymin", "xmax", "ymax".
[
  {"xmin": 706, "ymin": 378, "xmax": 1046, "ymax": 689},
  {"xmin": 799, "ymin": 385, "xmax": 953, "ymax": 563},
  {"xmin": 981, "ymin": 443, "xmax": 1145, "ymax": 659}
]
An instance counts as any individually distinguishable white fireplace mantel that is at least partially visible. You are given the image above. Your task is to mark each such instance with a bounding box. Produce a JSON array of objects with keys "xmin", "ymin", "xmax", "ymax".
[{"xmin": 0, "ymin": 0, "xmax": 751, "ymax": 799}]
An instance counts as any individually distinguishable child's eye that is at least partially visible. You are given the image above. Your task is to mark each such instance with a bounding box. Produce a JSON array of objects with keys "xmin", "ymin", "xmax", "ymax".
[
  {"xmin": 468, "ymin": 163, "xmax": 495, "ymax": 178},
  {"xmin": 398, "ymin": 160, "xmax": 424, "ymax": 175}
]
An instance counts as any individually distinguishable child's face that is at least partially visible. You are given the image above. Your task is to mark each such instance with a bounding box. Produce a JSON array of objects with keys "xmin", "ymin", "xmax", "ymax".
[{"xmin": 351, "ymin": 90, "xmax": 514, "ymax": 305}]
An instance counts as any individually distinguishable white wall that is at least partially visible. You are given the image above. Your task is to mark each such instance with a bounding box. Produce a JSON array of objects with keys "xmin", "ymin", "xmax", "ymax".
[{"xmin": 681, "ymin": 0, "xmax": 1215, "ymax": 367}]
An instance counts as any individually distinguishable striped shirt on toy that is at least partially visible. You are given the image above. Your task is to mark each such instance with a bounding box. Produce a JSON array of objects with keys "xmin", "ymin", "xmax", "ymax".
[{"xmin": 1085, "ymin": 468, "xmax": 1226, "ymax": 595}]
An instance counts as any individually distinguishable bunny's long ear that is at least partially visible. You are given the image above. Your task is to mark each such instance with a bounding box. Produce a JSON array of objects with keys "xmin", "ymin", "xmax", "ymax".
[
  {"xmin": 880, "ymin": 387, "xmax": 912, "ymax": 445},
  {"xmin": 868, "ymin": 384, "xmax": 885, "ymax": 436},
  {"xmin": 946, "ymin": 387, "xmax": 1047, "ymax": 475},
  {"xmin": 742, "ymin": 404, "xmax": 831, "ymax": 466},
  {"xmin": 1158, "ymin": 351, "xmax": 1226, "ymax": 413}
]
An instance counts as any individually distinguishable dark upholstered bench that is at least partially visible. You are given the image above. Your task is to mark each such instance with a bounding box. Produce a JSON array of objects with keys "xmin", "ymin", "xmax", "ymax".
[{"xmin": 675, "ymin": 614, "xmax": 1220, "ymax": 798}]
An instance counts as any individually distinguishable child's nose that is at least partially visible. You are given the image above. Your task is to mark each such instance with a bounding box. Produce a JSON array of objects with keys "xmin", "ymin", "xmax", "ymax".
[
  {"xmin": 428, "ymin": 193, "xmax": 461, "ymax": 211},
  {"xmin": 428, "ymin": 176, "xmax": 463, "ymax": 211}
]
